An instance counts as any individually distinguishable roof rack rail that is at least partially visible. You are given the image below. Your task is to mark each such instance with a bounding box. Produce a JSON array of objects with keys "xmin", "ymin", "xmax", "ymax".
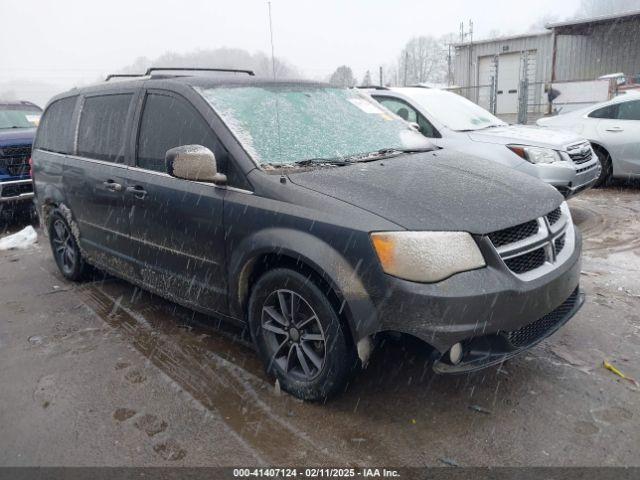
[
  {"xmin": 355, "ymin": 85, "xmax": 388, "ymax": 90},
  {"xmin": 144, "ymin": 67, "xmax": 255, "ymax": 77},
  {"xmin": 105, "ymin": 73, "xmax": 145, "ymax": 81}
]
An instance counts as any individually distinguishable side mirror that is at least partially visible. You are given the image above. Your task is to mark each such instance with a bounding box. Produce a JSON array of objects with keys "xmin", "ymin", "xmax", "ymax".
[
  {"xmin": 165, "ymin": 145, "xmax": 227, "ymax": 185},
  {"xmin": 408, "ymin": 122, "xmax": 421, "ymax": 132}
]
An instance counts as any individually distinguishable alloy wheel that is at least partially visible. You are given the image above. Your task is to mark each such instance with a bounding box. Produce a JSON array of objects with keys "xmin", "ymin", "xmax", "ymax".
[
  {"xmin": 261, "ymin": 289, "xmax": 326, "ymax": 381},
  {"xmin": 51, "ymin": 219, "xmax": 77, "ymax": 275}
]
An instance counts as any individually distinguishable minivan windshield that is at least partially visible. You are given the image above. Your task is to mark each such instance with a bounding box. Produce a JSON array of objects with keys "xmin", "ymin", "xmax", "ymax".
[
  {"xmin": 399, "ymin": 88, "xmax": 507, "ymax": 132},
  {"xmin": 197, "ymin": 85, "xmax": 432, "ymax": 167}
]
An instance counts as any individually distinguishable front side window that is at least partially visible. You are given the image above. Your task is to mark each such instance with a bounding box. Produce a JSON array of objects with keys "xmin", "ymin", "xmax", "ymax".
[
  {"xmin": 78, "ymin": 94, "xmax": 133, "ymax": 162},
  {"xmin": 137, "ymin": 93, "xmax": 223, "ymax": 173},
  {"xmin": 197, "ymin": 85, "xmax": 430, "ymax": 167},
  {"xmin": 375, "ymin": 96, "xmax": 440, "ymax": 138},
  {"xmin": 376, "ymin": 97, "xmax": 420, "ymax": 123},
  {"xmin": 34, "ymin": 97, "xmax": 77, "ymax": 154}
]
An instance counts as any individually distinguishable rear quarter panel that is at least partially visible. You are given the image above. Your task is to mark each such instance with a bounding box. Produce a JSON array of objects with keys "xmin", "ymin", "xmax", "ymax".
[{"xmin": 32, "ymin": 150, "xmax": 66, "ymax": 226}]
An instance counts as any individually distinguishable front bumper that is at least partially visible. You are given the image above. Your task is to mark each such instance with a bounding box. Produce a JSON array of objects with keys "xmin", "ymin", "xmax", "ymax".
[
  {"xmin": 552, "ymin": 161, "xmax": 601, "ymax": 199},
  {"xmin": 375, "ymin": 228, "xmax": 582, "ymax": 357},
  {"xmin": 433, "ymin": 287, "xmax": 584, "ymax": 373},
  {"xmin": 516, "ymin": 155, "xmax": 601, "ymax": 199},
  {"xmin": 0, "ymin": 178, "xmax": 34, "ymax": 204}
]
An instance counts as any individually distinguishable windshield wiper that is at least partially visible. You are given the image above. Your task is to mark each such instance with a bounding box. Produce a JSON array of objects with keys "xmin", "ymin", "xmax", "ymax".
[
  {"xmin": 263, "ymin": 158, "xmax": 351, "ymax": 169},
  {"xmin": 294, "ymin": 157, "xmax": 351, "ymax": 166},
  {"xmin": 345, "ymin": 147, "xmax": 435, "ymax": 163},
  {"xmin": 265, "ymin": 147, "xmax": 434, "ymax": 169}
]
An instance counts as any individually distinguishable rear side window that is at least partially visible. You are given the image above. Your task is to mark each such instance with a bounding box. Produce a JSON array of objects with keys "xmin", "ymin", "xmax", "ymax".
[
  {"xmin": 137, "ymin": 93, "xmax": 223, "ymax": 172},
  {"xmin": 588, "ymin": 104, "xmax": 618, "ymax": 119},
  {"xmin": 78, "ymin": 94, "xmax": 133, "ymax": 162},
  {"xmin": 35, "ymin": 96, "xmax": 77, "ymax": 154}
]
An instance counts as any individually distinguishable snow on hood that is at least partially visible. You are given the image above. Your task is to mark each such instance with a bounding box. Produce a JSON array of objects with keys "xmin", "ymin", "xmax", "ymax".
[
  {"xmin": 467, "ymin": 125, "xmax": 585, "ymax": 150},
  {"xmin": 288, "ymin": 150, "xmax": 563, "ymax": 235}
]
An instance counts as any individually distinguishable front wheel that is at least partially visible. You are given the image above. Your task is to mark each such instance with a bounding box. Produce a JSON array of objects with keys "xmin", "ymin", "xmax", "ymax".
[
  {"xmin": 592, "ymin": 145, "xmax": 613, "ymax": 188},
  {"xmin": 248, "ymin": 268, "xmax": 357, "ymax": 401},
  {"xmin": 48, "ymin": 211, "xmax": 88, "ymax": 281}
]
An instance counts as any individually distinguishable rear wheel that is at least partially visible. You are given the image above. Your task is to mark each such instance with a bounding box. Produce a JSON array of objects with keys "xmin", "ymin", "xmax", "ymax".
[
  {"xmin": 592, "ymin": 145, "xmax": 612, "ymax": 187},
  {"xmin": 248, "ymin": 268, "xmax": 357, "ymax": 401},
  {"xmin": 48, "ymin": 211, "xmax": 88, "ymax": 281}
]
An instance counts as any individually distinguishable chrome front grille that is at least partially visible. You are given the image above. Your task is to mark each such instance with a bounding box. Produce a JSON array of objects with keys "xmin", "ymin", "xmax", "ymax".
[
  {"xmin": 488, "ymin": 220, "xmax": 539, "ymax": 247},
  {"xmin": 0, "ymin": 146, "xmax": 31, "ymax": 177},
  {"xmin": 487, "ymin": 203, "xmax": 574, "ymax": 280},
  {"xmin": 567, "ymin": 142, "xmax": 593, "ymax": 164},
  {"xmin": 546, "ymin": 207, "xmax": 561, "ymax": 225}
]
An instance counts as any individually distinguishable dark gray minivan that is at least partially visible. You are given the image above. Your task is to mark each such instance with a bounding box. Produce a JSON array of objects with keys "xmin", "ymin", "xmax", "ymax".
[{"xmin": 32, "ymin": 68, "xmax": 584, "ymax": 401}]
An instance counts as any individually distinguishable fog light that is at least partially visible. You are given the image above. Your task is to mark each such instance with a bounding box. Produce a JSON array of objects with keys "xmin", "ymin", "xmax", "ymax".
[{"xmin": 449, "ymin": 343, "xmax": 463, "ymax": 365}]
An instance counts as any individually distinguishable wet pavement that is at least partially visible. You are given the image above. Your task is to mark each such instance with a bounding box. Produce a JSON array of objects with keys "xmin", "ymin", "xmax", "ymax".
[{"xmin": 1, "ymin": 185, "xmax": 639, "ymax": 466}]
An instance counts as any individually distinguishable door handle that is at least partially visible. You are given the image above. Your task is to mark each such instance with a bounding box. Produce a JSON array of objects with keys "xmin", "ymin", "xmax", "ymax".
[
  {"xmin": 605, "ymin": 127, "xmax": 624, "ymax": 132},
  {"xmin": 125, "ymin": 185, "xmax": 147, "ymax": 199},
  {"xmin": 103, "ymin": 180, "xmax": 122, "ymax": 192}
]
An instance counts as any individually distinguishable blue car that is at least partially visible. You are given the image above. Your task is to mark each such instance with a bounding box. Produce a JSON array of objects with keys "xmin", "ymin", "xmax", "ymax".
[{"xmin": 0, "ymin": 101, "xmax": 41, "ymax": 219}]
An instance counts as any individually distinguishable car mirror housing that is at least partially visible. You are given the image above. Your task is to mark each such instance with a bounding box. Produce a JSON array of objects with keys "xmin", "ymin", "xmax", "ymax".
[{"xmin": 165, "ymin": 145, "xmax": 227, "ymax": 184}]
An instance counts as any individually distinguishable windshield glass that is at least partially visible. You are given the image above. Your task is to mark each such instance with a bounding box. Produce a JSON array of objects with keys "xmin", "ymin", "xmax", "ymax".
[
  {"xmin": 400, "ymin": 89, "xmax": 507, "ymax": 131},
  {"xmin": 0, "ymin": 108, "xmax": 41, "ymax": 129},
  {"xmin": 197, "ymin": 85, "xmax": 431, "ymax": 166}
]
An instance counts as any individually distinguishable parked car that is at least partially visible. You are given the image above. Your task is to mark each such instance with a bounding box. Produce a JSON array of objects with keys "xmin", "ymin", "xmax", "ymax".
[
  {"xmin": 0, "ymin": 101, "xmax": 41, "ymax": 219},
  {"xmin": 537, "ymin": 91, "xmax": 640, "ymax": 185},
  {"xmin": 32, "ymin": 69, "xmax": 584, "ymax": 401},
  {"xmin": 362, "ymin": 86, "xmax": 601, "ymax": 198}
]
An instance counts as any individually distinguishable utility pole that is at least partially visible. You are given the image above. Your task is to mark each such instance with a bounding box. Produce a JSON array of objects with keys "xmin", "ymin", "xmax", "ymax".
[
  {"xmin": 447, "ymin": 43, "xmax": 452, "ymax": 86},
  {"xmin": 379, "ymin": 66, "xmax": 383, "ymax": 87},
  {"xmin": 403, "ymin": 51, "xmax": 409, "ymax": 86},
  {"xmin": 468, "ymin": 19, "xmax": 473, "ymax": 95}
]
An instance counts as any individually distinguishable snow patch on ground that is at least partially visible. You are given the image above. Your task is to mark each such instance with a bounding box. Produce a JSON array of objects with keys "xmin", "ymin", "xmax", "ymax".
[{"xmin": 0, "ymin": 226, "xmax": 37, "ymax": 250}]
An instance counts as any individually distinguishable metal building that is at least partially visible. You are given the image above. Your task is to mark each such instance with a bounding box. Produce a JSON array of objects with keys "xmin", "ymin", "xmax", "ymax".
[{"xmin": 453, "ymin": 9, "xmax": 640, "ymax": 122}]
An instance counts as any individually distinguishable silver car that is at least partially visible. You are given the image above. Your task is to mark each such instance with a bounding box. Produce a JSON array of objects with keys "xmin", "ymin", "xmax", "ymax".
[
  {"xmin": 362, "ymin": 86, "xmax": 601, "ymax": 198},
  {"xmin": 537, "ymin": 91, "xmax": 640, "ymax": 186}
]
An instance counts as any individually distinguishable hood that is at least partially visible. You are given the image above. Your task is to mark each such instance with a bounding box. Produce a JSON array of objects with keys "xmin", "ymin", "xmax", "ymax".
[
  {"xmin": 0, "ymin": 127, "xmax": 36, "ymax": 147},
  {"xmin": 288, "ymin": 150, "xmax": 563, "ymax": 235},
  {"xmin": 467, "ymin": 124, "xmax": 584, "ymax": 150}
]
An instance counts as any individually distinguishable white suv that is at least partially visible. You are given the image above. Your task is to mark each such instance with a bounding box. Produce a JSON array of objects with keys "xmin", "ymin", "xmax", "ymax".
[{"xmin": 362, "ymin": 86, "xmax": 601, "ymax": 198}]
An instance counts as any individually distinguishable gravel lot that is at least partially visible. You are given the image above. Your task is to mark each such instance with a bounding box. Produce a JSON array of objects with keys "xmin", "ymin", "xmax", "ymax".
[{"xmin": 1, "ymin": 185, "xmax": 639, "ymax": 466}]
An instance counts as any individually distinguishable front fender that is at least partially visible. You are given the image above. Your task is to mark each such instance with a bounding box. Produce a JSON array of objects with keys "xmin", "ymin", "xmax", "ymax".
[{"xmin": 227, "ymin": 227, "xmax": 379, "ymax": 343}]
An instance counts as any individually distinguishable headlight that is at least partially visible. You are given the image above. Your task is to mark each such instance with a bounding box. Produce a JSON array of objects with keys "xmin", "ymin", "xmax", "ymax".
[
  {"xmin": 507, "ymin": 145, "xmax": 562, "ymax": 164},
  {"xmin": 370, "ymin": 231, "xmax": 486, "ymax": 283}
]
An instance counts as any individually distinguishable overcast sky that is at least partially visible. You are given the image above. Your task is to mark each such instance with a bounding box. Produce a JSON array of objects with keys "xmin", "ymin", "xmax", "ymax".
[{"xmin": 2, "ymin": 0, "xmax": 581, "ymax": 88}]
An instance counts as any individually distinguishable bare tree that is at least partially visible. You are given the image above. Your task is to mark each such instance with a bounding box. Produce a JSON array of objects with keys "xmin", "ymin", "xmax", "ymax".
[
  {"xmin": 361, "ymin": 70, "xmax": 373, "ymax": 86},
  {"xmin": 329, "ymin": 65, "xmax": 356, "ymax": 87},
  {"xmin": 528, "ymin": 13, "xmax": 559, "ymax": 31},
  {"xmin": 119, "ymin": 48, "xmax": 299, "ymax": 78},
  {"xmin": 398, "ymin": 36, "xmax": 448, "ymax": 86}
]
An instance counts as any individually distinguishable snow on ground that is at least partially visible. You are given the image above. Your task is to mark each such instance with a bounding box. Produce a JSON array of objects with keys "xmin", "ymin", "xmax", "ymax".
[{"xmin": 0, "ymin": 225, "xmax": 37, "ymax": 250}]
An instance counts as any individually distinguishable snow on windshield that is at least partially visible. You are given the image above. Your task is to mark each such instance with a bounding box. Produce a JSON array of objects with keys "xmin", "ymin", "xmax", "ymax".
[
  {"xmin": 401, "ymin": 89, "xmax": 507, "ymax": 131},
  {"xmin": 197, "ymin": 85, "xmax": 430, "ymax": 166}
]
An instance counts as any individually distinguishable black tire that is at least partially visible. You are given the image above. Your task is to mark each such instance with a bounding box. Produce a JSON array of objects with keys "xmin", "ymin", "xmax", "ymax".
[
  {"xmin": 48, "ymin": 211, "xmax": 88, "ymax": 281},
  {"xmin": 248, "ymin": 268, "xmax": 357, "ymax": 401},
  {"xmin": 592, "ymin": 145, "xmax": 613, "ymax": 188}
]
